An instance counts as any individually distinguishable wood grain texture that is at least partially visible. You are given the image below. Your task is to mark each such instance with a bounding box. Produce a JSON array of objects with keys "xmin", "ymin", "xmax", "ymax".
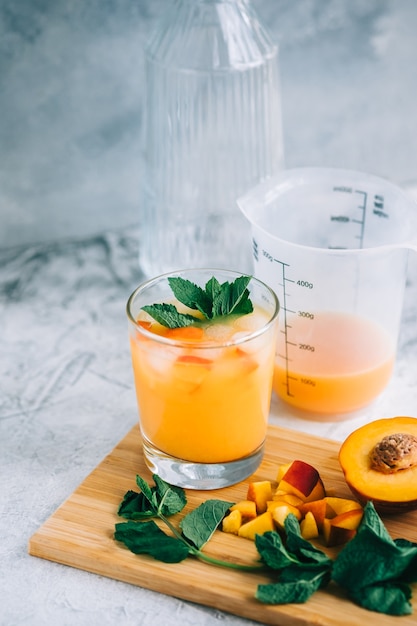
[{"xmin": 29, "ymin": 424, "xmax": 417, "ymax": 626}]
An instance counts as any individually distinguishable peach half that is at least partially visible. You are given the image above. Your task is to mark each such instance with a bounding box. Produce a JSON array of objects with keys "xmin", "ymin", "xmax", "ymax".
[{"xmin": 339, "ymin": 416, "xmax": 417, "ymax": 514}]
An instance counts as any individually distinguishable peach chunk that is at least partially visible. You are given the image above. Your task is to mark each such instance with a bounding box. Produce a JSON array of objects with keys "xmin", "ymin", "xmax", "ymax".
[
  {"xmin": 273, "ymin": 488, "xmax": 288, "ymax": 500},
  {"xmin": 247, "ymin": 480, "xmax": 273, "ymax": 514},
  {"xmin": 222, "ymin": 509, "xmax": 242, "ymax": 535},
  {"xmin": 322, "ymin": 508, "xmax": 364, "ymax": 547},
  {"xmin": 270, "ymin": 503, "xmax": 302, "ymax": 531},
  {"xmin": 278, "ymin": 460, "xmax": 326, "ymax": 502},
  {"xmin": 300, "ymin": 511, "xmax": 319, "ymax": 540},
  {"xmin": 237, "ymin": 511, "xmax": 275, "ymax": 540},
  {"xmin": 276, "ymin": 462, "xmax": 292, "ymax": 483},
  {"xmin": 298, "ymin": 498, "xmax": 327, "ymax": 531},
  {"xmin": 324, "ymin": 496, "xmax": 362, "ymax": 518},
  {"xmin": 229, "ymin": 500, "xmax": 257, "ymax": 520},
  {"xmin": 274, "ymin": 493, "xmax": 304, "ymax": 507}
]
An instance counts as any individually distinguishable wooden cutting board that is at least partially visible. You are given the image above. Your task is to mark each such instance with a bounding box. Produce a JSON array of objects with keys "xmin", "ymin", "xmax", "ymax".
[{"xmin": 29, "ymin": 424, "xmax": 417, "ymax": 626}]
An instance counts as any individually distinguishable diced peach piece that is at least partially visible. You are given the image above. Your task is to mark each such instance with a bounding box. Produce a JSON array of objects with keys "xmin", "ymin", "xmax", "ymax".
[
  {"xmin": 233, "ymin": 348, "xmax": 258, "ymax": 374},
  {"xmin": 137, "ymin": 320, "xmax": 153, "ymax": 331},
  {"xmin": 270, "ymin": 503, "xmax": 302, "ymax": 531},
  {"xmin": 278, "ymin": 460, "xmax": 325, "ymax": 502},
  {"xmin": 324, "ymin": 496, "xmax": 362, "ymax": 518},
  {"xmin": 323, "ymin": 520, "xmax": 356, "ymax": 547},
  {"xmin": 266, "ymin": 500, "xmax": 284, "ymax": 512},
  {"xmin": 136, "ymin": 318, "xmax": 168, "ymax": 338},
  {"xmin": 298, "ymin": 499, "xmax": 327, "ymax": 531},
  {"xmin": 300, "ymin": 511, "xmax": 319, "ymax": 540},
  {"xmin": 222, "ymin": 509, "xmax": 242, "ymax": 535},
  {"xmin": 276, "ymin": 462, "xmax": 292, "ymax": 483},
  {"xmin": 280, "ymin": 493, "xmax": 304, "ymax": 507},
  {"xmin": 305, "ymin": 478, "xmax": 326, "ymax": 503},
  {"xmin": 175, "ymin": 354, "xmax": 213, "ymax": 366},
  {"xmin": 165, "ymin": 326, "xmax": 205, "ymax": 341},
  {"xmin": 247, "ymin": 481, "xmax": 273, "ymax": 514},
  {"xmin": 171, "ymin": 355, "xmax": 212, "ymax": 393},
  {"xmin": 272, "ymin": 492, "xmax": 304, "ymax": 507},
  {"xmin": 237, "ymin": 511, "xmax": 275, "ymax": 540},
  {"xmin": 322, "ymin": 508, "xmax": 364, "ymax": 547},
  {"xmin": 229, "ymin": 500, "xmax": 257, "ymax": 520},
  {"xmin": 331, "ymin": 508, "xmax": 364, "ymax": 529},
  {"xmin": 273, "ymin": 488, "xmax": 288, "ymax": 500}
]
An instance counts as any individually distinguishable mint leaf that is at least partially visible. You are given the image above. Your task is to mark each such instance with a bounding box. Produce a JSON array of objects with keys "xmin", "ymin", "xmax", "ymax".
[
  {"xmin": 180, "ymin": 500, "xmax": 234, "ymax": 550},
  {"xmin": 394, "ymin": 539, "xmax": 417, "ymax": 583},
  {"xmin": 168, "ymin": 277, "xmax": 213, "ymax": 318},
  {"xmin": 118, "ymin": 475, "xmax": 187, "ymax": 520},
  {"xmin": 116, "ymin": 477, "xmax": 261, "ymax": 572},
  {"xmin": 349, "ymin": 581, "xmax": 413, "ymax": 616},
  {"xmin": 255, "ymin": 516, "xmax": 332, "ymax": 606},
  {"xmin": 333, "ymin": 508, "xmax": 417, "ymax": 590},
  {"xmin": 212, "ymin": 275, "xmax": 253, "ymax": 317},
  {"xmin": 356, "ymin": 498, "xmax": 392, "ymax": 543},
  {"xmin": 135, "ymin": 474, "xmax": 187, "ymax": 517},
  {"xmin": 256, "ymin": 566, "xmax": 331, "ymax": 604},
  {"xmin": 141, "ymin": 303, "xmax": 198, "ymax": 328},
  {"xmin": 204, "ymin": 276, "xmax": 222, "ymax": 306},
  {"xmin": 333, "ymin": 502, "xmax": 417, "ymax": 616},
  {"xmin": 255, "ymin": 517, "xmax": 332, "ymax": 572},
  {"xmin": 135, "ymin": 474, "xmax": 158, "ymax": 511},
  {"xmin": 284, "ymin": 514, "xmax": 332, "ymax": 567},
  {"xmin": 117, "ymin": 490, "xmax": 157, "ymax": 520},
  {"xmin": 255, "ymin": 531, "xmax": 296, "ymax": 570},
  {"xmin": 141, "ymin": 274, "xmax": 253, "ymax": 328},
  {"xmin": 114, "ymin": 520, "xmax": 191, "ymax": 563},
  {"xmin": 279, "ymin": 563, "xmax": 331, "ymax": 590}
]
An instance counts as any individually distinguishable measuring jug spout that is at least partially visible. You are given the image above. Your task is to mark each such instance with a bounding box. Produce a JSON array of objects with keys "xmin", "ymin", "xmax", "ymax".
[{"xmin": 237, "ymin": 168, "xmax": 416, "ymax": 419}]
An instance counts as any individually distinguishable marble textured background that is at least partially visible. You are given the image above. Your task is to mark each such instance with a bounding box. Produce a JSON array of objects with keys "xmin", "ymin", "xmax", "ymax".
[
  {"xmin": 1, "ymin": 2, "xmax": 417, "ymax": 625},
  {"xmin": 1, "ymin": 0, "xmax": 417, "ymax": 249}
]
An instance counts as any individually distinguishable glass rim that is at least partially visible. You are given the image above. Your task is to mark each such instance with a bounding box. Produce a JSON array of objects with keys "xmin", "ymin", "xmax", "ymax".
[{"xmin": 126, "ymin": 268, "xmax": 280, "ymax": 349}]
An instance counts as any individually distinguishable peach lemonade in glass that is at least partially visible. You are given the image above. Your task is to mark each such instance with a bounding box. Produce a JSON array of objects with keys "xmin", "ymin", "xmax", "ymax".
[{"xmin": 127, "ymin": 269, "xmax": 279, "ymax": 489}]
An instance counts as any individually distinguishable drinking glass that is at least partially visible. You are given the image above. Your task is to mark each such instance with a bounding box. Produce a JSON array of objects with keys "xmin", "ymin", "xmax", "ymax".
[{"xmin": 127, "ymin": 269, "xmax": 279, "ymax": 489}]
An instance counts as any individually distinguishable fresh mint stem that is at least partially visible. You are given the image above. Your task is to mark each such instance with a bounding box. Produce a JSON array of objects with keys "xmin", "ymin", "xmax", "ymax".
[
  {"xmin": 116, "ymin": 474, "xmax": 264, "ymax": 572},
  {"xmin": 158, "ymin": 511, "xmax": 185, "ymax": 542},
  {"xmin": 158, "ymin": 507, "xmax": 263, "ymax": 571},
  {"xmin": 191, "ymin": 549, "xmax": 264, "ymax": 571}
]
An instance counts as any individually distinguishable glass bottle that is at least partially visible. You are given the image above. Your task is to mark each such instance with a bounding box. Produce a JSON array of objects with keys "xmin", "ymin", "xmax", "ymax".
[{"xmin": 139, "ymin": 0, "xmax": 284, "ymax": 276}]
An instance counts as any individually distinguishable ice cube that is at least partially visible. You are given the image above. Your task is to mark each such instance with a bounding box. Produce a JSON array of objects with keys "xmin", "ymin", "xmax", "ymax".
[{"xmin": 203, "ymin": 321, "xmax": 234, "ymax": 343}]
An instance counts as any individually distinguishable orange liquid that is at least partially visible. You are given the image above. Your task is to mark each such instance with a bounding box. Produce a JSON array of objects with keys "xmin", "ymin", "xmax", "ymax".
[
  {"xmin": 273, "ymin": 312, "xmax": 395, "ymax": 415},
  {"xmin": 130, "ymin": 309, "xmax": 276, "ymax": 463}
]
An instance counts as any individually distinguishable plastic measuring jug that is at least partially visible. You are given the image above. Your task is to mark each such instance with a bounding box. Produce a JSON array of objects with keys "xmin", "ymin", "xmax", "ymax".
[{"xmin": 237, "ymin": 167, "xmax": 417, "ymax": 419}]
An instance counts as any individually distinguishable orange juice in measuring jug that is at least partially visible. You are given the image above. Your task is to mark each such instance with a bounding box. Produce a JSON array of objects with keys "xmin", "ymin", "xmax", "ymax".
[{"xmin": 238, "ymin": 167, "xmax": 416, "ymax": 418}]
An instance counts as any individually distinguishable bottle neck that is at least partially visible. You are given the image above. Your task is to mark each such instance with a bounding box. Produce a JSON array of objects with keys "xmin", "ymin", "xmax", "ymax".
[{"xmin": 147, "ymin": 0, "xmax": 275, "ymax": 70}]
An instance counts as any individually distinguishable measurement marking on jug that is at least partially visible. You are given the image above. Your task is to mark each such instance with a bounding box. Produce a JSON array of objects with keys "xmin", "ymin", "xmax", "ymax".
[
  {"xmin": 274, "ymin": 259, "xmax": 293, "ymax": 396},
  {"xmin": 373, "ymin": 194, "xmax": 388, "ymax": 218},
  {"xmin": 301, "ymin": 378, "xmax": 316, "ymax": 387},
  {"xmin": 261, "ymin": 248, "xmax": 273, "ymax": 262},
  {"xmin": 353, "ymin": 190, "xmax": 367, "ymax": 248},
  {"xmin": 271, "ymin": 257, "xmax": 316, "ymax": 398},
  {"xmin": 252, "ymin": 238, "xmax": 259, "ymax": 261},
  {"xmin": 298, "ymin": 311, "xmax": 314, "ymax": 320},
  {"xmin": 299, "ymin": 344, "xmax": 315, "ymax": 352},
  {"xmin": 331, "ymin": 215, "xmax": 350, "ymax": 223}
]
